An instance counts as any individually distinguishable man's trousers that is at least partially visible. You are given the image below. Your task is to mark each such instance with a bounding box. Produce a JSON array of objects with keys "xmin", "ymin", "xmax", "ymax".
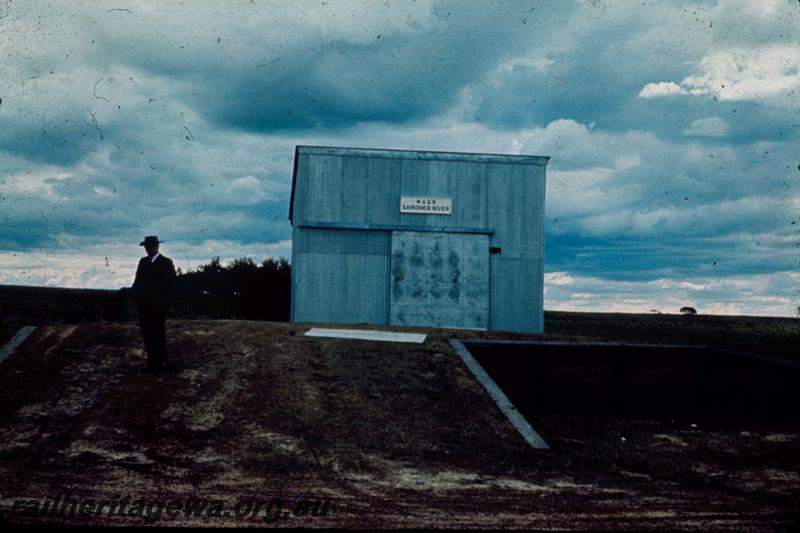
[{"xmin": 138, "ymin": 308, "xmax": 168, "ymax": 365}]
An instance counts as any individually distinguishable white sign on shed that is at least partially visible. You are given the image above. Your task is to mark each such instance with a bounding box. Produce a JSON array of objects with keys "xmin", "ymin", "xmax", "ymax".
[{"xmin": 400, "ymin": 196, "xmax": 452, "ymax": 215}]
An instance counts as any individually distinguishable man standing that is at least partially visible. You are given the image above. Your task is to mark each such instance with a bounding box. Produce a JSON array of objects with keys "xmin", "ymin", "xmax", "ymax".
[{"xmin": 132, "ymin": 235, "xmax": 176, "ymax": 372}]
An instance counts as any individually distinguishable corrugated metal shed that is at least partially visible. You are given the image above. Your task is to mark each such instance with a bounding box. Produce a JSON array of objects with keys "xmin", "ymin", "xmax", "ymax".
[{"xmin": 289, "ymin": 145, "xmax": 548, "ymax": 333}]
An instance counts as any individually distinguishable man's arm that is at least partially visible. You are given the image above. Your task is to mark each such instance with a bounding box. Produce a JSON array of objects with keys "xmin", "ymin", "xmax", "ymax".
[
  {"xmin": 163, "ymin": 257, "xmax": 177, "ymax": 309},
  {"xmin": 128, "ymin": 257, "xmax": 145, "ymax": 296},
  {"xmin": 166, "ymin": 257, "xmax": 176, "ymax": 283}
]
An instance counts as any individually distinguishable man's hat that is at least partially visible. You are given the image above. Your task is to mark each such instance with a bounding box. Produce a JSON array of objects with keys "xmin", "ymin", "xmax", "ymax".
[{"xmin": 139, "ymin": 235, "xmax": 162, "ymax": 246}]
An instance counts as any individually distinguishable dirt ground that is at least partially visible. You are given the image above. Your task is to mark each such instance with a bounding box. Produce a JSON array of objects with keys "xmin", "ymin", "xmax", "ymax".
[{"xmin": 0, "ymin": 319, "xmax": 798, "ymax": 529}]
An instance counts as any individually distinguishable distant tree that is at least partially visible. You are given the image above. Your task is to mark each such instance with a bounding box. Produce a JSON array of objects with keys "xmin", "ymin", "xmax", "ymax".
[
  {"xmin": 199, "ymin": 256, "xmax": 223, "ymax": 275},
  {"xmin": 680, "ymin": 306, "xmax": 697, "ymax": 315}
]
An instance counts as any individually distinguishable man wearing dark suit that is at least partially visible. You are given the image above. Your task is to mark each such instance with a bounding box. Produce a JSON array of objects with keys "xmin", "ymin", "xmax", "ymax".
[{"xmin": 132, "ymin": 235, "xmax": 176, "ymax": 372}]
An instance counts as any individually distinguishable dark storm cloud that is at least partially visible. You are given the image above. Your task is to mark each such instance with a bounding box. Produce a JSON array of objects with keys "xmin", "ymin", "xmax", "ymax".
[{"xmin": 87, "ymin": 1, "xmax": 576, "ymax": 132}]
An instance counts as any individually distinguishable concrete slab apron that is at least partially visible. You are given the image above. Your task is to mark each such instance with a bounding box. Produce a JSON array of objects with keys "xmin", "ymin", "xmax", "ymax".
[
  {"xmin": 304, "ymin": 327, "xmax": 427, "ymax": 343},
  {"xmin": 0, "ymin": 326, "xmax": 37, "ymax": 364},
  {"xmin": 448, "ymin": 338, "xmax": 549, "ymax": 449}
]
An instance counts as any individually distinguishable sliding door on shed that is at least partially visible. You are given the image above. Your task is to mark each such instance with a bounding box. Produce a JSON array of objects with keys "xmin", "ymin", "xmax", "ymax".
[{"xmin": 389, "ymin": 231, "xmax": 489, "ymax": 329}]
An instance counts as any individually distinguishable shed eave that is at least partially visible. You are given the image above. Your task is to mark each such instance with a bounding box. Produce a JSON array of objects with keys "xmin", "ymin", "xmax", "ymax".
[{"xmin": 294, "ymin": 145, "xmax": 550, "ymax": 165}]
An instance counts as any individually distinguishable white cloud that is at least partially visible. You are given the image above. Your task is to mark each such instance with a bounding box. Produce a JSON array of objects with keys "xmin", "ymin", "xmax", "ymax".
[
  {"xmin": 0, "ymin": 250, "xmax": 141, "ymax": 289},
  {"xmin": 93, "ymin": 186, "xmax": 115, "ymax": 196},
  {"xmin": 707, "ymin": 0, "xmax": 800, "ymax": 47},
  {"xmin": 225, "ymin": 175, "xmax": 270, "ymax": 205},
  {"xmin": 683, "ymin": 116, "xmax": 730, "ymax": 138},
  {"xmin": 638, "ymin": 82, "xmax": 688, "ymax": 98},
  {"xmin": 681, "ymin": 45, "xmax": 800, "ymax": 103},
  {"xmin": 544, "ymin": 270, "xmax": 797, "ymax": 317},
  {"xmin": 639, "ymin": 45, "xmax": 800, "ymax": 106},
  {"xmin": 0, "ymin": 239, "xmax": 292, "ymax": 289},
  {"xmin": 2, "ymin": 167, "xmax": 73, "ymax": 198},
  {"xmin": 494, "ymin": 53, "xmax": 556, "ymax": 75}
]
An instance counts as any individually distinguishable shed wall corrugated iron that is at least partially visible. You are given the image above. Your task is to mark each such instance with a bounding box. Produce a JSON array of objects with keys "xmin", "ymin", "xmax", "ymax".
[
  {"xmin": 291, "ymin": 226, "xmax": 390, "ymax": 325},
  {"xmin": 487, "ymin": 163, "xmax": 546, "ymax": 332}
]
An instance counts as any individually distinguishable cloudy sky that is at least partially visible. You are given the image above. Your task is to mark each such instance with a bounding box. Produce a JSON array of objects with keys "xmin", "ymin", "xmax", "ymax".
[{"xmin": 1, "ymin": 0, "xmax": 798, "ymax": 316}]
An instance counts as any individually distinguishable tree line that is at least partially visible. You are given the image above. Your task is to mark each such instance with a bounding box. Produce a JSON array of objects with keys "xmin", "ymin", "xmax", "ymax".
[{"xmin": 173, "ymin": 257, "xmax": 291, "ymax": 321}]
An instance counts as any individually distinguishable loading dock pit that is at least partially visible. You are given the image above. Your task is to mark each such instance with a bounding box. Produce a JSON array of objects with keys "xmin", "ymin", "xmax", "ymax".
[{"xmin": 462, "ymin": 340, "xmax": 800, "ymax": 425}]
